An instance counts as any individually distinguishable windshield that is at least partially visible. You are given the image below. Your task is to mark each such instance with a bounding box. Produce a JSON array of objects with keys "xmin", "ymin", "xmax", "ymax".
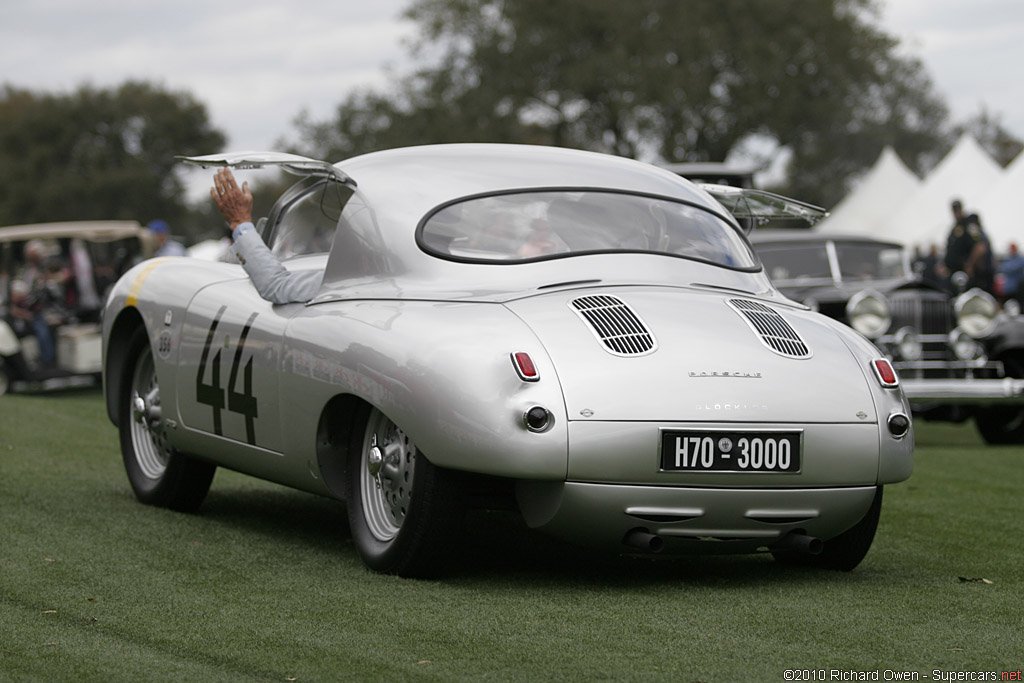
[
  {"xmin": 756, "ymin": 240, "xmax": 908, "ymax": 284},
  {"xmin": 834, "ymin": 242, "xmax": 908, "ymax": 281},
  {"xmin": 418, "ymin": 190, "xmax": 756, "ymax": 268},
  {"xmin": 756, "ymin": 243, "xmax": 833, "ymax": 283},
  {"xmin": 267, "ymin": 181, "xmax": 350, "ymax": 259}
]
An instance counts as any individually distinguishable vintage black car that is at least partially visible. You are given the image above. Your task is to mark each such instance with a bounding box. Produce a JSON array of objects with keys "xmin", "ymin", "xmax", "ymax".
[{"xmin": 751, "ymin": 230, "xmax": 1024, "ymax": 444}]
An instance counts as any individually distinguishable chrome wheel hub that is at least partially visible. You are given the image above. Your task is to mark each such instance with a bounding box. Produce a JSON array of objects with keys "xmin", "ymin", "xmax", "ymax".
[
  {"xmin": 360, "ymin": 410, "xmax": 417, "ymax": 542},
  {"xmin": 128, "ymin": 347, "xmax": 172, "ymax": 480}
]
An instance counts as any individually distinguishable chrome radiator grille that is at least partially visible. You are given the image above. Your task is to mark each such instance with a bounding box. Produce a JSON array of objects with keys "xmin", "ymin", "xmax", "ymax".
[{"xmin": 889, "ymin": 292, "xmax": 953, "ymax": 336}]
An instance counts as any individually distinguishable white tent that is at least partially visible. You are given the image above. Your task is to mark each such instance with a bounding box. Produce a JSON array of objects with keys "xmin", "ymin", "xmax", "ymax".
[
  {"xmin": 816, "ymin": 146, "xmax": 920, "ymax": 238},
  {"xmin": 882, "ymin": 134, "xmax": 1004, "ymax": 248},
  {"xmin": 974, "ymin": 150, "xmax": 1024, "ymax": 253}
]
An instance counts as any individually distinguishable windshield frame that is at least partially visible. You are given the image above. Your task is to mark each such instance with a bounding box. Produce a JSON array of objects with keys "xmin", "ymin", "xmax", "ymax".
[
  {"xmin": 415, "ymin": 187, "xmax": 760, "ymax": 272},
  {"xmin": 262, "ymin": 178, "xmax": 354, "ymax": 261}
]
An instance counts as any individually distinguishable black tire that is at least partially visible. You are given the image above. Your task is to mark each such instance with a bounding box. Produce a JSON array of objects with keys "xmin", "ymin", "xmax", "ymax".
[
  {"xmin": 346, "ymin": 406, "xmax": 463, "ymax": 577},
  {"xmin": 974, "ymin": 355, "xmax": 1024, "ymax": 444},
  {"xmin": 773, "ymin": 487, "xmax": 883, "ymax": 571},
  {"xmin": 0, "ymin": 359, "xmax": 9, "ymax": 395},
  {"xmin": 118, "ymin": 326, "xmax": 215, "ymax": 512}
]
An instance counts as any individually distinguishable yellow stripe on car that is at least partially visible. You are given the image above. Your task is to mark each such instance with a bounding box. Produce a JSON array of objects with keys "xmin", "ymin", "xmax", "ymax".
[{"xmin": 125, "ymin": 258, "xmax": 171, "ymax": 307}]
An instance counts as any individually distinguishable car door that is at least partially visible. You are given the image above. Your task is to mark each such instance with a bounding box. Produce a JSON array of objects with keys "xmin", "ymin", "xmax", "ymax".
[
  {"xmin": 172, "ymin": 151, "xmax": 354, "ymax": 472},
  {"xmin": 176, "ymin": 280, "xmax": 292, "ymax": 454}
]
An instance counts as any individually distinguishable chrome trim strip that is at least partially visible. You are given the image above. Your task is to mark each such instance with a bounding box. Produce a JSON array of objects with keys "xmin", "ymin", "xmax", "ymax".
[{"xmin": 901, "ymin": 378, "xmax": 1024, "ymax": 403}]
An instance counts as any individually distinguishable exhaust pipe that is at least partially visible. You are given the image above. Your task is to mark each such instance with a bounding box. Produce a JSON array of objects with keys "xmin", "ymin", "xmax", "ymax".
[
  {"xmin": 774, "ymin": 531, "xmax": 823, "ymax": 556},
  {"xmin": 623, "ymin": 528, "xmax": 664, "ymax": 553}
]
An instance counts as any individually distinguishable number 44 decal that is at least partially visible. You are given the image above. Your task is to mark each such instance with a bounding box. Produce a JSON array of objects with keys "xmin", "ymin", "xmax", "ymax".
[{"xmin": 196, "ymin": 306, "xmax": 259, "ymax": 445}]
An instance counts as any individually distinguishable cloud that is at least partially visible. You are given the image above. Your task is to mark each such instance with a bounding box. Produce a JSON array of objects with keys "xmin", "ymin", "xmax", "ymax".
[{"xmin": 2, "ymin": 0, "xmax": 414, "ymax": 149}]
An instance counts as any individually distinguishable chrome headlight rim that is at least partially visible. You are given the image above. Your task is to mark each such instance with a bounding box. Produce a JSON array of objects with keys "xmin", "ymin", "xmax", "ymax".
[
  {"xmin": 954, "ymin": 287, "xmax": 999, "ymax": 339},
  {"xmin": 949, "ymin": 328, "xmax": 984, "ymax": 361},
  {"xmin": 846, "ymin": 289, "xmax": 891, "ymax": 339},
  {"xmin": 894, "ymin": 326, "xmax": 922, "ymax": 362}
]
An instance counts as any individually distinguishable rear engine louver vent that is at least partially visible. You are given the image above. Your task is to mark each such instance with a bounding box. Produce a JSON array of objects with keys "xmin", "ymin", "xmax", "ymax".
[
  {"xmin": 570, "ymin": 295, "xmax": 656, "ymax": 356},
  {"xmin": 728, "ymin": 299, "xmax": 811, "ymax": 359}
]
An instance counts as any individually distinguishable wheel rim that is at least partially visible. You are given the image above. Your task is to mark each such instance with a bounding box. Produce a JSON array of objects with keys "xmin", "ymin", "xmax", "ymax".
[
  {"xmin": 128, "ymin": 346, "xmax": 171, "ymax": 479},
  {"xmin": 359, "ymin": 409, "xmax": 417, "ymax": 542}
]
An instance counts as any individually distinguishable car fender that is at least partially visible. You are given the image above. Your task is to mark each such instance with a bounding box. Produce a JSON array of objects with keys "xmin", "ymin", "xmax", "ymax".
[
  {"xmin": 984, "ymin": 317, "xmax": 1024, "ymax": 360},
  {"xmin": 102, "ymin": 257, "xmax": 251, "ymax": 427},
  {"xmin": 821, "ymin": 315, "xmax": 914, "ymax": 484},
  {"xmin": 282, "ymin": 299, "xmax": 570, "ymax": 481}
]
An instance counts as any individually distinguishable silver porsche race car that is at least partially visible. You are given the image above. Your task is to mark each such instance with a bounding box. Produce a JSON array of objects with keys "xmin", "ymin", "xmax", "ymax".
[{"xmin": 101, "ymin": 144, "xmax": 913, "ymax": 576}]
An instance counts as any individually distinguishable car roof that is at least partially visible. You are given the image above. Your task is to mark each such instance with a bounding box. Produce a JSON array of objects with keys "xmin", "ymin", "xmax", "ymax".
[
  {"xmin": 0, "ymin": 220, "xmax": 148, "ymax": 243},
  {"xmin": 337, "ymin": 143, "xmax": 730, "ymax": 223},
  {"xmin": 313, "ymin": 144, "xmax": 776, "ymax": 303}
]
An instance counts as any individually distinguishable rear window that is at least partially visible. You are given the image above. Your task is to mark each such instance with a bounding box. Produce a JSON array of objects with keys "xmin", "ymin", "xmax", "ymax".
[{"xmin": 418, "ymin": 190, "xmax": 756, "ymax": 269}]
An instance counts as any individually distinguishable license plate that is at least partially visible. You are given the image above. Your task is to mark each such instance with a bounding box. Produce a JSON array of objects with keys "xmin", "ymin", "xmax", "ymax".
[{"xmin": 660, "ymin": 431, "xmax": 801, "ymax": 472}]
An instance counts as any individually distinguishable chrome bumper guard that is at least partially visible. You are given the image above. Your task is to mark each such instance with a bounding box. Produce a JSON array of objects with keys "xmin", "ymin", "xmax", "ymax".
[{"xmin": 901, "ymin": 377, "xmax": 1024, "ymax": 404}]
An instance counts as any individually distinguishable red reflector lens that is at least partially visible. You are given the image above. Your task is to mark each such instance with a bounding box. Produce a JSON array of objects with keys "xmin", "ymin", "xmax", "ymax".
[
  {"xmin": 873, "ymin": 359, "xmax": 898, "ymax": 387},
  {"xmin": 512, "ymin": 352, "xmax": 539, "ymax": 381}
]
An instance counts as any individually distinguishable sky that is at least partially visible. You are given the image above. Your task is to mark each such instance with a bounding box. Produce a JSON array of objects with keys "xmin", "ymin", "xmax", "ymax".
[{"xmin": 3, "ymin": 0, "xmax": 1024, "ymax": 178}]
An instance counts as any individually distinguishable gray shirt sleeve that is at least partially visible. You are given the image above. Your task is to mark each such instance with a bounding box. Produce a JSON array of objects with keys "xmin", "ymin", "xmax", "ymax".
[{"xmin": 232, "ymin": 229, "xmax": 323, "ymax": 304}]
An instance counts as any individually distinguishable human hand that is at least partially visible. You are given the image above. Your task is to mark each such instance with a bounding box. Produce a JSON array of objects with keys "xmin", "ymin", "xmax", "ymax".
[{"xmin": 211, "ymin": 168, "xmax": 253, "ymax": 230}]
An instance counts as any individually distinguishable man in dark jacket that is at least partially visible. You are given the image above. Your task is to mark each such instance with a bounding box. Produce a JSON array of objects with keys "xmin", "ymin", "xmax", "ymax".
[{"xmin": 944, "ymin": 199, "xmax": 994, "ymax": 293}]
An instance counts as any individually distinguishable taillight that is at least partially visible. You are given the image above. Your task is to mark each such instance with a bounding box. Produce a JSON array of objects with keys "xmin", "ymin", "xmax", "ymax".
[
  {"xmin": 511, "ymin": 352, "xmax": 539, "ymax": 382},
  {"xmin": 872, "ymin": 359, "xmax": 899, "ymax": 388}
]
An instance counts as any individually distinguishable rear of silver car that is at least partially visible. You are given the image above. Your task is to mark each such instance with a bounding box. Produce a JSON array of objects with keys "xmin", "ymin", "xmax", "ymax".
[{"xmin": 506, "ymin": 287, "xmax": 913, "ymax": 555}]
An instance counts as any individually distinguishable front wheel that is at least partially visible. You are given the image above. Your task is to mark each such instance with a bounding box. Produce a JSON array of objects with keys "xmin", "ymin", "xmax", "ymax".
[
  {"xmin": 118, "ymin": 327, "xmax": 215, "ymax": 512},
  {"xmin": 346, "ymin": 406, "xmax": 463, "ymax": 577},
  {"xmin": 773, "ymin": 487, "xmax": 882, "ymax": 571}
]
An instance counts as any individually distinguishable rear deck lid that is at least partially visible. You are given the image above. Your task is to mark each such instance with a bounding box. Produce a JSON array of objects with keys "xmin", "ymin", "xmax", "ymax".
[{"xmin": 505, "ymin": 288, "xmax": 877, "ymax": 424}]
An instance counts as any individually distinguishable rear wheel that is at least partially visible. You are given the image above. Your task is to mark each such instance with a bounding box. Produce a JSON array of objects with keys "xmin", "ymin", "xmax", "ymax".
[
  {"xmin": 975, "ymin": 355, "xmax": 1024, "ymax": 444},
  {"xmin": 774, "ymin": 487, "xmax": 882, "ymax": 571},
  {"xmin": 346, "ymin": 406, "xmax": 463, "ymax": 576},
  {"xmin": 118, "ymin": 327, "xmax": 215, "ymax": 512}
]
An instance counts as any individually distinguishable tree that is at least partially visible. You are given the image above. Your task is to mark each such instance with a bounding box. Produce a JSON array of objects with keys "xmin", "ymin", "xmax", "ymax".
[
  {"xmin": 0, "ymin": 82, "xmax": 225, "ymax": 234},
  {"xmin": 290, "ymin": 0, "xmax": 950, "ymax": 208},
  {"xmin": 955, "ymin": 108, "xmax": 1024, "ymax": 168}
]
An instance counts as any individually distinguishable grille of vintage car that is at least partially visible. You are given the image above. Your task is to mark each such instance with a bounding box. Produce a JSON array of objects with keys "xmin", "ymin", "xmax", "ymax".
[
  {"xmin": 886, "ymin": 289, "xmax": 1000, "ymax": 380},
  {"xmin": 728, "ymin": 299, "xmax": 811, "ymax": 359},
  {"xmin": 570, "ymin": 295, "xmax": 656, "ymax": 356},
  {"xmin": 890, "ymin": 290, "xmax": 952, "ymax": 377},
  {"xmin": 889, "ymin": 290, "xmax": 952, "ymax": 339}
]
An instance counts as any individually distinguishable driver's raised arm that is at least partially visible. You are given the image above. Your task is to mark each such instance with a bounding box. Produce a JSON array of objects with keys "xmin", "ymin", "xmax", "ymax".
[{"xmin": 211, "ymin": 168, "xmax": 322, "ymax": 304}]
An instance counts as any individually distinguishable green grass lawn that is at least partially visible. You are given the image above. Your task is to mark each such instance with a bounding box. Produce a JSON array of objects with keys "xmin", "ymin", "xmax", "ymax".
[{"xmin": 2, "ymin": 391, "xmax": 1022, "ymax": 682}]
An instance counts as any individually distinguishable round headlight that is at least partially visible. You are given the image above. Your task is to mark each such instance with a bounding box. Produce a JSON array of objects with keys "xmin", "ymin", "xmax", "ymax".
[
  {"xmin": 895, "ymin": 327, "xmax": 922, "ymax": 361},
  {"xmin": 1005, "ymin": 299, "xmax": 1021, "ymax": 317},
  {"xmin": 846, "ymin": 290, "xmax": 891, "ymax": 339},
  {"xmin": 949, "ymin": 328, "xmax": 983, "ymax": 360},
  {"xmin": 955, "ymin": 288, "xmax": 998, "ymax": 338}
]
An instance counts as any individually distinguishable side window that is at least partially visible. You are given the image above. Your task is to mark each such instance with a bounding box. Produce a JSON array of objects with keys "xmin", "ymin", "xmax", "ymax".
[{"xmin": 267, "ymin": 182, "xmax": 351, "ymax": 260}]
